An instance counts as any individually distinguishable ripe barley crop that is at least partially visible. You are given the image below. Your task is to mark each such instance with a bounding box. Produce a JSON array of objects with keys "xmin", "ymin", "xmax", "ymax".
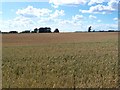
[{"xmin": 2, "ymin": 32, "xmax": 118, "ymax": 88}]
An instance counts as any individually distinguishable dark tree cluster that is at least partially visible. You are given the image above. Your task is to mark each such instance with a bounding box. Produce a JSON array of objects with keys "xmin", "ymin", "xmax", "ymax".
[
  {"xmin": 1, "ymin": 27, "xmax": 60, "ymax": 34},
  {"xmin": 33, "ymin": 28, "xmax": 38, "ymax": 33},
  {"xmin": 39, "ymin": 27, "xmax": 51, "ymax": 33},
  {"xmin": 32, "ymin": 27, "xmax": 59, "ymax": 33},
  {"xmin": 90, "ymin": 30, "xmax": 118, "ymax": 32},
  {"xmin": 19, "ymin": 27, "xmax": 60, "ymax": 33},
  {"xmin": 21, "ymin": 30, "xmax": 31, "ymax": 33},
  {"xmin": 1, "ymin": 32, "xmax": 9, "ymax": 34},
  {"xmin": 88, "ymin": 26, "xmax": 91, "ymax": 32},
  {"xmin": 32, "ymin": 27, "xmax": 52, "ymax": 33},
  {"xmin": 9, "ymin": 31, "xmax": 18, "ymax": 33},
  {"xmin": 54, "ymin": 28, "xmax": 59, "ymax": 33},
  {"xmin": 87, "ymin": 26, "xmax": 118, "ymax": 32}
]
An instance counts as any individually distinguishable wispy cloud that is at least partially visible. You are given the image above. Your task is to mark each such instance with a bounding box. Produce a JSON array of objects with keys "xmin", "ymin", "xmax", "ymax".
[
  {"xmin": 49, "ymin": 0, "xmax": 87, "ymax": 8},
  {"xmin": 1, "ymin": 1, "xmax": 118, "ymax": 32},
  {"xmin": 88, "ymin": 0, "xmax": 108, "ymax": 6},
  {"xmin": 0, "ymin": 11, "xmax": 2, "ymax": 15},
  {"xmin": 79, "ymin": 4, "xmax": 115, "ymax": 14},
  {"xmin": 113, "ymin": 17, "xmax": 118, "ymax": 21},
  {"xmin": 72, "ymin": 15, "xmax": 84, "ymax": 21},
  {"xmin": 50, "ymin": 10, "xmax": 65, "ymax": 18},
  {"xmin": 2, "ymin": 0, "xmax": 49, "ymax": 2},
  {"xmin": 97, "ymin": 20, "xmax": 102, "ymax": 22},
  {"xmin": 89, "ymin": 15, "xmax": 97, "ymax": 19},
  {"xmin": 16, "ymin": 6, "xmax": 52, "ymax": 18},
  {"xmin": 80, "ymin": 0, "xmax": 118, "ymax": 14}
]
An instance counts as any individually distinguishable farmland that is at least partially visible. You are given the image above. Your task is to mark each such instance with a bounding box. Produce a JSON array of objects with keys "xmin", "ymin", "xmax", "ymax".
[{"xmin": 2, "ymin": 32, "xmax": 118, "ymax": 88}]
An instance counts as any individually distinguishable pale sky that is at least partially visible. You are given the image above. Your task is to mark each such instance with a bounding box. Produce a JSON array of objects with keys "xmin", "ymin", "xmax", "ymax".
[{"xmin": 0, "ymin": 0, "xmax": 119, "ymax": 32}]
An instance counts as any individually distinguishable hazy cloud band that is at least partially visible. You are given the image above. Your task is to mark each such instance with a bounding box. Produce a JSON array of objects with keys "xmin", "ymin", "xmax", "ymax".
[{"xmin": 1, "ymin": 0, "xmax": 49, "ymax": 2}]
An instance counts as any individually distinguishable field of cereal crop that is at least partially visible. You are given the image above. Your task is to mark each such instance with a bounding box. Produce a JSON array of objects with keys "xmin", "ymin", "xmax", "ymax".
[{"xmin": 2, "ymin": 32, "xmax": 118, "ymax": 88}]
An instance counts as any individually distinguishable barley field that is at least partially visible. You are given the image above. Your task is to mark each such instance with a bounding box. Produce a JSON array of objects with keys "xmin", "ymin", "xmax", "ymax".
[{"xmin": 2, "ymin": 32, "xmax": 118, "ymax": 88}]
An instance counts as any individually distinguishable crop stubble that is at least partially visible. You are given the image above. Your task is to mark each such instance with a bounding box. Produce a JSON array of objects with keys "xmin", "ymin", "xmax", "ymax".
[{"xmin": 2, "ymin": 32, "xmax": 118, "ymax": 88}]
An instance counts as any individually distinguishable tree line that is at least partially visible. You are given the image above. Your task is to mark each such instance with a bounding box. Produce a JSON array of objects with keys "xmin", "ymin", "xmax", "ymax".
[{"xmin": 1, "ymin": 27, "xmax": 59, "ymax": 34}]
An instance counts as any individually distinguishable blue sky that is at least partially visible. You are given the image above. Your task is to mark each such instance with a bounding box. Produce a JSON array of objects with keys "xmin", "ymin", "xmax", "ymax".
[{"xmin": 0, "ymin": 0, "xmax": 119, "ymax": 32}]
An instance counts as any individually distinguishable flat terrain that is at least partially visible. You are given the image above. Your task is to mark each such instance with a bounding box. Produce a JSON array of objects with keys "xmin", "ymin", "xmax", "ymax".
[
  {"xmin": 2, "ymin": 32, "xmax": 118, "ymax": 88},
  {"xmin": 3, "ymin": 32, "xmax": 117, "ymax": 46}
]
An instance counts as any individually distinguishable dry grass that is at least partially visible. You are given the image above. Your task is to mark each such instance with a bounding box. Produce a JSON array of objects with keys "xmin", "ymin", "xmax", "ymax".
[
  {"xmin": 2, "ymin": 32, "xmax": 118, "ymax": 88},
  {"xmin": 3, "ymin": 32, "xmax": 117, "ymax": 46}
]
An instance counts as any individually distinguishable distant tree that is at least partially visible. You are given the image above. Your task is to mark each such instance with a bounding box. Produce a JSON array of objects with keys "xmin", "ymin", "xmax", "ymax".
[
  {"xmin": 34, "ymin": 28, "xmax": 38, "ymax": 33},
  {"xmin": 9, "ymin": 31, "xmax": 18, "ymax": 33},
  {"xmin": 21, "ymin": 30, "xmax": 31, "ymax": 33},
  {"xmin": 31, "ymin": 31, "xmax": 35, "ymax": 33},
  {"xmin": 54, "ymin": 28, "xmax": 59, "ymax": 33},
  {"xmin": 38, "ymin": 27, "xmax": 51, "ymax": 33},
  {"xmin": 45, "ymin": 27, "xmax": 51, "ymax": 33},
  {"xmin": 2, "ymin": 32, "xmax": 9, "ymax": 34},
  {"xmin": 108, "ymin": 30, "xmax": 114, "ymax": 32},
  {"xmin": 39, "ymin": 27, "xmax": 44, "ymax": 33},
  {"xmin": 88, "ymin": 26, "xmax": 91, "ymax": 32}
]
